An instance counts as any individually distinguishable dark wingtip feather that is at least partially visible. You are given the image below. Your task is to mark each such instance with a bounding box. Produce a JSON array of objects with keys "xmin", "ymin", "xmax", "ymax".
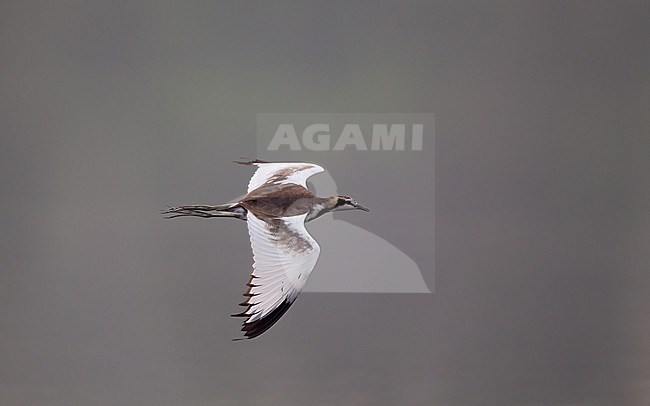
[
  {"xmin": 237, "ymin": 299, "xmax": 295, "ymax": 340},
  {"xmin": 233, "ymin": 158, "xmax": 270, "ymax": 165},
  {"xmin": 231, "ymin": 310, "xmax": 250, "ymax": 318}
]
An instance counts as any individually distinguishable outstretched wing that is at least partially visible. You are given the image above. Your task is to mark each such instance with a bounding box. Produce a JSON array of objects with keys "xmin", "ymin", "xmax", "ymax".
[
  {"xmin": 233, "ymin": 211, "xmax": 320, "ymax": 339},
  {"xmin": 238, "ymin": 161, "xmax": 324, "ymax": 193}
]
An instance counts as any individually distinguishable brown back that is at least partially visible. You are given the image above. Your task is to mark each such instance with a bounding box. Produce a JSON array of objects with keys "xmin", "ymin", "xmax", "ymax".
[{"xmin": 240, "ymin": 184, "xmax": 323, "ymax": 220}]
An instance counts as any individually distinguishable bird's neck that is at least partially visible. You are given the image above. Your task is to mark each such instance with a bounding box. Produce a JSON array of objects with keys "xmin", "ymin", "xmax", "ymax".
[{"xmin": 305, "ymin": 196, "xmax": 338, "ymax": 222}]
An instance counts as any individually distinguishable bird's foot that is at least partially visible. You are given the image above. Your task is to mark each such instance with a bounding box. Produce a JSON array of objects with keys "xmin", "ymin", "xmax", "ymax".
[
  {"xmin": 162, "ymin": 205, "xmax": 245, "ymax": 220},
  {"xmin": 162, "ymin": 205, "xmax": 221, "ymax": 219}
]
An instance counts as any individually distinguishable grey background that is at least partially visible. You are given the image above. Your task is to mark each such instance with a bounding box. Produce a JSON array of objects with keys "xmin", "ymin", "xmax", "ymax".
[{"xmin": 1, "ymin": 1, "xmax": 648, "ymax": 405}]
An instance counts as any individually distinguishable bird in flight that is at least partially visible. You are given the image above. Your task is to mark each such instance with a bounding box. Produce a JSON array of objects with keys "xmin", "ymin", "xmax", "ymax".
[{"xmin": 163, "ymin": 160, "xmax": 369, "ymax": 340}]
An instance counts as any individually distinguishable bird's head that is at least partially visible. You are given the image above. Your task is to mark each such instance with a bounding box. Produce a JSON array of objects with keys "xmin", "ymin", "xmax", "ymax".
[{"xmin": 332, "ymin": 195, "xmax": 370, "ymax": 212}]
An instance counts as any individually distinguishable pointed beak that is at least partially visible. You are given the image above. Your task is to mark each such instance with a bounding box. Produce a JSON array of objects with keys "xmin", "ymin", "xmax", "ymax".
[{"xmin": 352, "ymin": 202, "xmax": 370, "ymax": 212}]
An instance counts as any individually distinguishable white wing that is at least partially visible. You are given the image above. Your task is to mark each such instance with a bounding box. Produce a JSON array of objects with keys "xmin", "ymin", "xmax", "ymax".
[
  {"xmin": 234, "ymin": 211, "xmax": 320, "ymax": 339},
  {"xmin": 245, "ymin": 162, "xmax": 324, "ymax": 193}
]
